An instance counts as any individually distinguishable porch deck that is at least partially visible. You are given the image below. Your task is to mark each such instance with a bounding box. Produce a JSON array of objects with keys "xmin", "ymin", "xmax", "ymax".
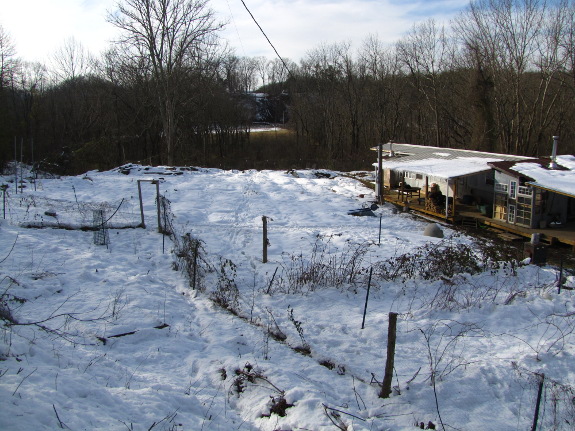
[{"xmin": 382, "ymin": 190, "xmax": 575, "ymax": 249}]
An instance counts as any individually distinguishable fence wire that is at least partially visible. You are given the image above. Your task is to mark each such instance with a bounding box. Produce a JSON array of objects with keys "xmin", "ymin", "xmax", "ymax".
[
  {"xmin": 513, "ymin": 363, "xmax": 575, "ymax": 431},
  {"xmin": 158, "ymin": 194, "xmax": 209, "ymax": 290},
  {"xmin": 5, "ymin": 194, "xmax": 140, "ymax": 230}
]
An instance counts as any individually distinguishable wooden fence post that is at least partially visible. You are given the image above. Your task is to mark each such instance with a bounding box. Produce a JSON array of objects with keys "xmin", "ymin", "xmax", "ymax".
[{"xmin": 379, "ymin": 312, "xmax": 398, "ymax": 398}]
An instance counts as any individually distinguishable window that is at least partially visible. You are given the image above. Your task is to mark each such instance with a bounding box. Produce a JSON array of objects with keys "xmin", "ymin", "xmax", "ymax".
[
  {"xmin": 508, "ymin": 205, "xmax": 516, "ymax": 224},
  {"xmin": 510, "ymin": 181, "xmax": 517, "ymax": 199},
  {"xmin": 516, "ymin": 195, "xmax": 533, "ymax": 226},
  {"xmin": 494, "ymin": 194, "xmax": 507, "ymax": 220},
  {"xmin": 517, "ymin": 196, "xmax": 531, "ymax": 205},
  {"xmin": 518, "ymin": 186, "xmax": 532, "ymax": 196},
  {"xmin": 516, "ymin": 203, "xmax": 531, "ymax": 226},
  {"xmin": 495, "ymin": 183, "xmax": 509, "ymax": 193}
]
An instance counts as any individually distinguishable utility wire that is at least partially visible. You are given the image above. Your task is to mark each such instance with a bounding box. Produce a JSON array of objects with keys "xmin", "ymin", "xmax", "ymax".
[
  {"xmin": 239, "ymin": 0, "xmax": 293, "ymax": 77},
  {"xmin": 226, "ymin": 0, "xmax": 247, "ymax": 56}
]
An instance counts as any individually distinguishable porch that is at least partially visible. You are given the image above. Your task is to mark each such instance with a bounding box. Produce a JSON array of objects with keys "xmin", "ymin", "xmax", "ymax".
[
  {"xmin": 381, "ymin": 189, "xmax": 575, "ymax": 249},
  {"xmin": 382, "ymin": 186, "xmax": 460, "ymax": 222}
]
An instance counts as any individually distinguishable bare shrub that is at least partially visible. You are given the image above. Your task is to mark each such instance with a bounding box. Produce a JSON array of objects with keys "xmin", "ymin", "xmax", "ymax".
[
  {"xmin": 425, "ymin": 272, "xmax": 525, "ymax": 311},
  {"xmin": 416, "ymin": 320, "xmax": 485, "ymax": 431},
  {"xmin": 418, "ymin": 320, "xmax": 484, "ymax": 383},
  {"xmin": 262, "ymin": 396, "xmax": 294, "ymax": 418},
  {"xmin": 276, "ymin": 235, "xmax": 370, "ymax": 293},
  {"xmin": 287, "ymin": 305, "xmax": 310, "ymax": 355},
  {"xmin": 265, "ymin": 308, "xmax": 287, "ymax": 343},
  {"xmin": 0, "ymin": 297, "xmax": 17, "ymax": 325},
  {"xmin": 229, "ymin": 362, "xmax": 292, "ymax": 418},
  {"xmin": 374, "ymin": 237, "xmax": 520, "ymax": 283},
  {"xmin": 173, "ymin": 233, "xmax": 208, "ymax": 291},
  {"xmin": 0, "ymin": 277, "xmax": 25, "ymax": 326},
  {"xmin": 210, "ymin": 258, "xmax": 240, "ymax": 314}
]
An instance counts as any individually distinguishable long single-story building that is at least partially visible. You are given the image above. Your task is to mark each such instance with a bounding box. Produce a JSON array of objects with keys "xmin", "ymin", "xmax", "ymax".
[
  {"xmin": 373, "ymin": 142, "xmax": 528, "ymax": 218},
  {"xmin": 372, "ymin": 141, "xmax": 575, "ymax": 245}
]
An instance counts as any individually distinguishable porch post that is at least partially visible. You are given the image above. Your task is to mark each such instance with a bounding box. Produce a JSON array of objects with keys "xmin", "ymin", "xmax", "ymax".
[
  {"xmin": 452, "ymin": 180, "xmax": 457, "ymax": 217},
  {"xmin": 377, "ymin": 142, "xmax": 383, "ymax": 203},
  {"xmin": 445, "ymin": 179, "xmax": 450, "ymax": 218}
]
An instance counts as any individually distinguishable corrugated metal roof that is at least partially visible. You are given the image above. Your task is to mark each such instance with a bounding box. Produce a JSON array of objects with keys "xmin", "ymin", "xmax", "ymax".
[
  {"xmin": 372, "ymin": 143, "xmax": 530, "ymax": 179},
  {"xmin": 378, "ymin": 143, "xmax": 529, "ymax": 162}
]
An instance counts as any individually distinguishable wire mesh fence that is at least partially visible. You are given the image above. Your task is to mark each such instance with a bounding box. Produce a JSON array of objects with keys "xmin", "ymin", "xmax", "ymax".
[
  {"xmin": 4, "ymin": 194, "xmax": 141, "ymax": 230},
  {"xmin": 513, "ymin": 363, "xmax": 575, "ymax": 431},
  {"xmin": 92, "ymin": 209, "xmax": 109, "ymax": 246}
]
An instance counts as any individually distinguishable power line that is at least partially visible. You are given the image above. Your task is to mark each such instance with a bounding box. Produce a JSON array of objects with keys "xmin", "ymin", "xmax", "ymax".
[
  {"xmin": 238, "ymin": 0, "xmax": 293, "ymax": 76},
  {"xmin": 225, "ymin": 0, "xmax": 247, "ymax": 57}
]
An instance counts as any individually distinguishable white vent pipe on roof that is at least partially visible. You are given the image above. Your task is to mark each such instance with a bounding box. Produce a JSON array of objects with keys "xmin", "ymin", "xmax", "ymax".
[{"xmin": 549, "ymin": 136, "xmax": 559, "ymax": 169}]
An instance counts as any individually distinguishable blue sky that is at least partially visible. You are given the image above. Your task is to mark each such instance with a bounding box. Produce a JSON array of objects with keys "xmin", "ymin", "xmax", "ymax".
[{"xmin": 2, "ymin": 0, "xmax": 470, "ymax": 64}]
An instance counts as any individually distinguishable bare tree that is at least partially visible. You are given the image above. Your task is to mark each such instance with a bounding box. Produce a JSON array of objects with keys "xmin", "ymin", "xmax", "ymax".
[
  {"xmin": 0, "ymin": 25, "xmax": 17, "ymax": 91},
  {"xmin": 559, "ymin": 0, "xmax": 575, "ymax": 90},
  {"xmin": 51, "ymin": 37, "xmax": 96, "ymax": 83},
  {"xmin": 297, "ymin": 42, "xmax": 349, "ymax": 160},
  {"xmin": 397, "ymin": 19, "xmax": 456, "ymax": 148},
  {"xmin": 357, "ymin": 34, "xmax": 405, "ymax": 141},
  {"xmin": 236, "ymin": 56, "xmax": 260, "ymax": 93},
  {"xmin": 266, "ymin": 58, "xmax": 290, "ymax": 87},
  {"xmin": 107, "ymin": 0, "xmax": 224, "ymax": 165},
  {"xmin": 13, "ymin": 62, "xmax": 49, "ymax": 130},
  {"xmin": 454, "ymin": 0, "xmax": 550, "ymax": 155}
]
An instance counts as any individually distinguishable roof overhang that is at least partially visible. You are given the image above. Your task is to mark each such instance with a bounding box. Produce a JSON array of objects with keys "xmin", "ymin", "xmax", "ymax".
[
  {"xmin": 373, "ymin": 157, "xmax": 497, "ymax": 180},
  {"xmin": 510, "ymin": 158, "xmax": 575, "ymax": 198},
  {"xmin": 526, "ymin": 182, "xmax": 575, "ymax": 199}
]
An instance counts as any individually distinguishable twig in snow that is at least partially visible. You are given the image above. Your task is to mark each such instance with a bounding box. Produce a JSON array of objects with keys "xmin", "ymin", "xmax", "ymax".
[
  {"xmin": 322, "ymin": 404, "xmax": 349, "ymax": 430},
  {"xmin": 322, "ymin": 403, "xmax": 366, "ymax": 421},
  {"xmin": 147, "ymin": 409, "xmax": 180, "ymax": 430},
  {"xmin": 12, "ymin": 367, "xmax": 37, "ymax": 396},
  {"xmin": 407, "ymin": 367, "xmax": 422, "ymax": 385},
  {"xmin": 53, "ymin": 404, "xmax": 69, "ymax": 429},
  {"xmin": 0, "ymin": 234, "xmax": 18, "ymax": 264},
  {"xmin": 352, "ymin": 376, "xmax": 366, "ymax": 410}
]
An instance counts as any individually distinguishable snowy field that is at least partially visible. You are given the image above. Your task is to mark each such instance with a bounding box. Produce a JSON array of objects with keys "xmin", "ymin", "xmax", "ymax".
[{"xmin": 1, "ymin": 164, "xmax": 574, "ymax": 431}]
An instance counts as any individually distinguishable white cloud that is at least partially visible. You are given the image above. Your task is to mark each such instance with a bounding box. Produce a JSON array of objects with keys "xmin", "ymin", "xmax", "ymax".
[
  {"xmin": 211, "ymin": 0, "xmax": 468, "ymax": 61},
  {"xmin": 2, "ymin": 0, "xmax": 117, "ymax": 63},
  {"xmin": 1, "ymin": 0, "xmax": 468, "ymax": 64}
]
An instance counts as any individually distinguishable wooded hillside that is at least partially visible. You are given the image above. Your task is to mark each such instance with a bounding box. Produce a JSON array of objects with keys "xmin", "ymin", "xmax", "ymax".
[{"xmin": 1, "ymin": 0, "xmax": 574, "ymax": 174}]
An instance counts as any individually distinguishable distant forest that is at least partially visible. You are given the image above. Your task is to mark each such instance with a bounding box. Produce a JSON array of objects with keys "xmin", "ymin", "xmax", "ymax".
[{"xmin": 1, "ymin": 0, "xmax": 575, "ymax": 174}]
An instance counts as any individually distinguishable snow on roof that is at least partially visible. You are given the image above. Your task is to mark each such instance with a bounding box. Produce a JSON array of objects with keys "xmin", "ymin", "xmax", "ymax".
[
  {"xmin": 378, "ymin": 156, "xmax": 504, "ymax": 179},
  {"xmin": 373, "ymin": 143, "xmax": 528, "ymax": 179},
  {"xmin": 557, "ymin": 154, "xmax": 575, "ymax": 169},
  {"xmin": 376, "ymin": 143, "xmax": 529, "ymax": 161},
  {"xmin": 511, "ymin": 155, "xmax": 575, "ymax": 197}
]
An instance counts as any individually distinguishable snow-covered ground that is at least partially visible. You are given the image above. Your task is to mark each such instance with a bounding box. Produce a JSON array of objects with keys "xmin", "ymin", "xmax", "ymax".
[{"xmin": 1, "ymin": 164, "xmax": 574, "ymax": 430}]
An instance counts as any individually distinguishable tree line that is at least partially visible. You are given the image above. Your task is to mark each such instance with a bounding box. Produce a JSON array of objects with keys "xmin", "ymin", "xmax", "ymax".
[{"xmin": 1, "ymin": 0, "xmax": 574, "ymax": 175}]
